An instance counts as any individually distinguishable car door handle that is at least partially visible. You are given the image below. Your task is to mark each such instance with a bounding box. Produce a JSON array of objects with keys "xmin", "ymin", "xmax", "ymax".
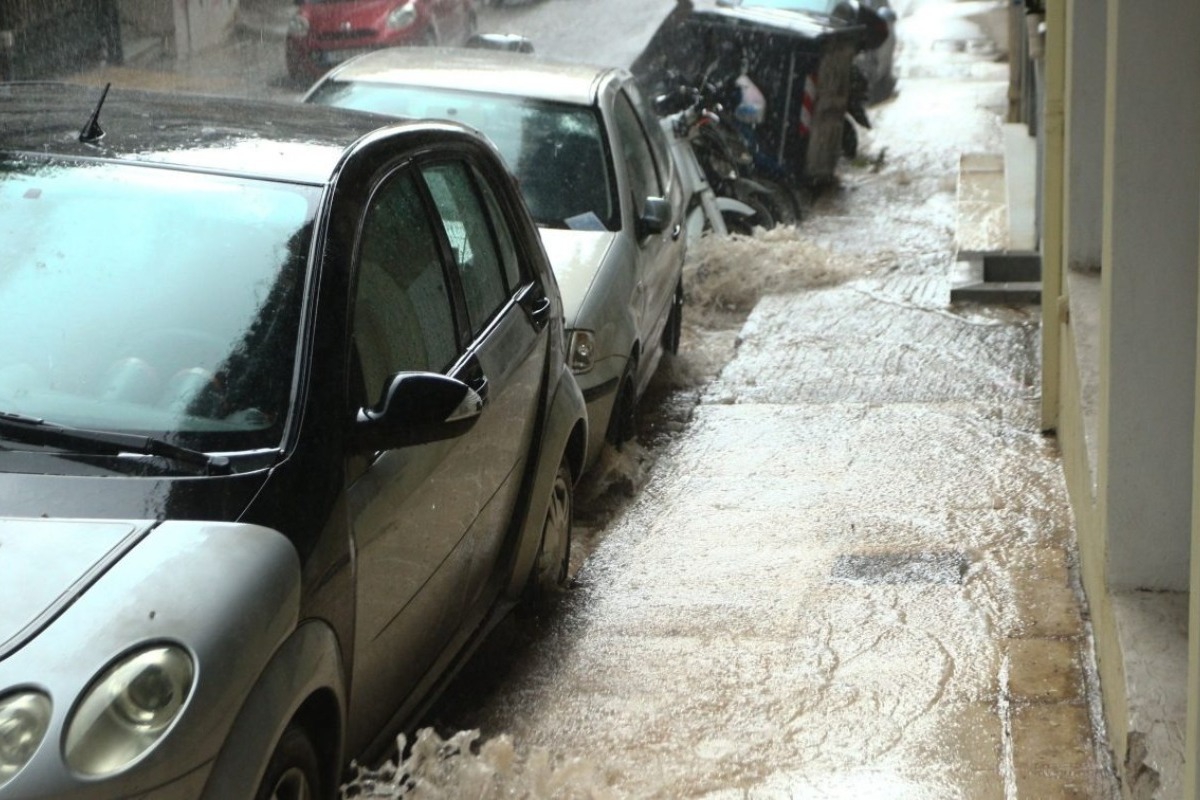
[
  {"xmin": 461, "ymin": 357, "xmax": 490, "ymax": 405},
  {"xmin": 467, "ymin": 374, "xmax": 490, "ymax": 405},
  {"xmin": 520, "ymin": 285, "xmax": 553, "ymax": 331}
]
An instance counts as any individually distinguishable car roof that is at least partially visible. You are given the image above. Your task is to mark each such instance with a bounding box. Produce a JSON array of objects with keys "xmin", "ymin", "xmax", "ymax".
[
  {"xmin": 0, "ymin": 82, "xmax": 399, "ymax": 184},
  {"xmin": 320, "ymin": 48, "xmax": 620, "ymax": 107}
]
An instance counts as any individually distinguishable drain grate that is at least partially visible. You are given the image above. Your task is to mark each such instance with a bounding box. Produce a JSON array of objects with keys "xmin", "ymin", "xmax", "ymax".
[{"xmin": 831, "ymin": 551, "xmax": 970, "ymax": 585}]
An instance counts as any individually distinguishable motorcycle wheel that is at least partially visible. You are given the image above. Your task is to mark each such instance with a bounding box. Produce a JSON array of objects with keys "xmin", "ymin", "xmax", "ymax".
[
  {"xmin": 721, "ymin": 209, "xmax": 758, "ymax": 236},
  {"xmin": 732, "ymin": 187, "xmax": 775, "ymax": 231},
  {"xmin": 842, "ymin": 118, "xmax": 859, "ymax": 160},
  {"xmin": 753, "ymin": 177, "xmax": 801, "ymax": 227}
]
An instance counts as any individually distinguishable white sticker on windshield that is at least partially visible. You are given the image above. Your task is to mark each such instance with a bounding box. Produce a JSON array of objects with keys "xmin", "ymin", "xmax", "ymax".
[{"xmin": 564, "ymin": 212, "xmax": 606, "ymax": 232}]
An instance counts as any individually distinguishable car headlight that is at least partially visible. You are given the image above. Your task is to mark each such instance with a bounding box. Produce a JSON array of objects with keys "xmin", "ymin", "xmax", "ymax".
[
  {"xmin": 386, "ymin": 2, "xmax": 418, "ymax": 30},
  {"xmin": 287, "ymin": 13, "xmax": 309, "ymax": 36},
  {"xmin": 65, "ymin": 645, "xmax": 194, "ymax": 777},
  {"xmin": 0, "ymin": 691, "xmax": 51, "ymax": 789},
  {"xmin": 567, "ymin": 330, "xmax": 596, "ymax": 374}
]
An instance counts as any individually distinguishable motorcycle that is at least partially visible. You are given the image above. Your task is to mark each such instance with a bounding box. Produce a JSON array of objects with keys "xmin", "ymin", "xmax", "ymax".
[
  {"xmin": 657, "ymin": 85, "xmax": 761, "ymax": 245},
  {"xmin": 660, "ymin": 77, "xmax": 801, "ymax": 232}
]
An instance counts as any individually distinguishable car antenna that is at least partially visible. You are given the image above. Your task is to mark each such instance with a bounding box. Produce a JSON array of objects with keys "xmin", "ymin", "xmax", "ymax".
[{"xmin": 79, "ymin": 83, "xmax": 111, "ymax": 144}]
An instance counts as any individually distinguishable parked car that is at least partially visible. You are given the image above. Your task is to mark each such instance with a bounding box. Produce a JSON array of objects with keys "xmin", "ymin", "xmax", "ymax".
[
  {"xmin": 0, "ymin": 82, "xmax": 586, "ymax": 799},
  {"xmin": 716, "ymin": 0, "xmax": 898, "ymax": 103},
  {"xmin": 286, "ymin": 0, "xmax": 478, "ymax": 82},
  {"xmin": 304, "ymin": 48, "xmax": 688, "ymax": 469}
]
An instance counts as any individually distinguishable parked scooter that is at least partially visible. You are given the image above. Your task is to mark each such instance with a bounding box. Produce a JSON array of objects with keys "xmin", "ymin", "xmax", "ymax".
[
  {"xmin": 660, "ymin": 77, "xmax": 800, "ymax": 232},
  {"xmin": 657, "ymin": 86, "xmax": 761, "ymax": 246}
]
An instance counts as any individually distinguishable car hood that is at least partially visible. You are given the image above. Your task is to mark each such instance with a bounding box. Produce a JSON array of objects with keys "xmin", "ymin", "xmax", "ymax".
[
  {"xmin": 538, "ymin": 228, "xmax": 618, "ymax": 326},
  {"xmin": 302, "ymin": 0, "xmax": 397, "ymax": 32},
  {"xmin": 0, "ymin": 517, "xmax": 147, "ymax": 656}
]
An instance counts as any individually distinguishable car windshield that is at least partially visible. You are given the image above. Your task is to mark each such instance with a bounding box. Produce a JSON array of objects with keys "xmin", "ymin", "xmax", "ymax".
[
  {"xmin": 309, "ymin": 82, "xmax": 618, "ymax": 232},
  {"xmin": 0, "ymin": 157, "xmax": 317, "ymax": 454}
]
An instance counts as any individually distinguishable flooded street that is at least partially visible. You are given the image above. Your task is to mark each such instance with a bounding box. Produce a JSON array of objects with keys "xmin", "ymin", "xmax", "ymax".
[
  {"xmin": 350, "ymin": 4, "xmax": 1122, "ymax": 799},
  {"xmin": 57, "ymin": 1, "xmax": 1121, "ymax": 796}
]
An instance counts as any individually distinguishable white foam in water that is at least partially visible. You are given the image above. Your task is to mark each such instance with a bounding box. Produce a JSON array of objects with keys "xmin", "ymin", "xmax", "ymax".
[{"xmin": 340, "ymin": 728, "xmax": 614, "ymax": 799}]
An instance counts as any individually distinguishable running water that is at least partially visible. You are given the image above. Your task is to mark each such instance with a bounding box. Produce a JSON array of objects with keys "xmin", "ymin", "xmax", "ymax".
[
  {"xmin": 341, "ymin": 728, "xmax": 614, "ymax": 799},
  {"xmin": 338, "ymin": 226, "xmax": 854, "ymax": 800}
]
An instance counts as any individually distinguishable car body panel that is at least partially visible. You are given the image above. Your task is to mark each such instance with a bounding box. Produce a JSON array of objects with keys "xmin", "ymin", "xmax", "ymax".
[
  {"xmin": 286, "ymin": 0, "xmax": 477, "ymax": 82},
  {"xmin": 305, "ymin": 48, "xmax": 686, "ymax": 468},
  {"xmin": 0, "ymin": 83, "xmax": 586, "ymax": 798},
  {"xmin": 0, "ymin": 519, "xmax": 301, "ymax": 798}
]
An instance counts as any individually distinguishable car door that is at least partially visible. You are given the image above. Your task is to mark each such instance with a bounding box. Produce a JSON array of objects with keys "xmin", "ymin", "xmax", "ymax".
[
  {"xmin": 344, "ymin": 156, "xmax": 543, "ymax": 747},
  {"xmin": 420, "ymin": 158, "xmax": 548, "ymax": 614},
  {"xmin": 608, "ymin": 86, "xmax": 685, "ymax": 384}
]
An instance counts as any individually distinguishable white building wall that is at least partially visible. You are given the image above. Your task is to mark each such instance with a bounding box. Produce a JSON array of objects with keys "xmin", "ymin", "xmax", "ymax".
[{"xmin": 1102, "ymin": 0, "xmax": 1200, "ymax": 591}]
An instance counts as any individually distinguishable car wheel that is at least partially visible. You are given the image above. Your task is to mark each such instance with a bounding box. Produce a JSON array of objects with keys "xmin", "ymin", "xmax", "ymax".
[
  {"xmin": 662, "ymin": 280, "xmax": 683, "ymax": 355},
  {"xmin": 527, "ymin": 460, "xmax": 573, "ymax": 597},
  {"xmin": 606, "ymin": 358, "xmax": 638, "ymax": 447},
  {"xmin": 255, "ymin": 724, "xmax": 323, "ymax": 800}
]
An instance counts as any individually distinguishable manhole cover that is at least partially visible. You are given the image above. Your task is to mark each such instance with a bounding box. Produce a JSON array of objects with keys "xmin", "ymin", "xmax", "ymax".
[{"xmin": 831, "ymin": 551, "xmax": 970, "ymax": 585}]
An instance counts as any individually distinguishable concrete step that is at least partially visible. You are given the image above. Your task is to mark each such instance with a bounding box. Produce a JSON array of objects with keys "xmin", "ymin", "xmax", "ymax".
[
  {"xmin": 952, "ymin": 122, "xmax": 1040, "ymax": 304},
  {"xmin": 949, "ymin": 253, "xmax": 1042, "ymax": 304},
  {"xmin": 950, "ymin": 280, "xmax": 1041, "ymax": 305}
]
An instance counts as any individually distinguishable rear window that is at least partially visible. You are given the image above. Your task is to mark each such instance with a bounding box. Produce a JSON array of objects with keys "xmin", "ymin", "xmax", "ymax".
[
  {"xmin": 309, "ymin": 82, "xmax": 618, "ymax": 231},
  {"xmin": 0, "ymin": 158, "xmax": 319, "ymax": 452}
]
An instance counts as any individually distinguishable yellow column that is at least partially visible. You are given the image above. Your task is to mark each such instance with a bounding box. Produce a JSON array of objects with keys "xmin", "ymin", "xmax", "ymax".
[{"xmin": 1040, "ymin": 0, "xmax": 1066, "ymax": 432}]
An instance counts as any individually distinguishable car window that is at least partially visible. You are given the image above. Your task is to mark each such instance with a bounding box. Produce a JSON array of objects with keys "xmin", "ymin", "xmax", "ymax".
[
  {"xmin": 0, "ymin": 158, "xmax": 314, "ymax": 451},
  {"xmin": 623, "ymin": 85, "xmax": 674, "ymax": 191},
  {"xmin": 475, "ymin": 165, "xmax": 525, "ymax": 292},
  {"xmin": 422, "ymin": 161, "xmax": 510, "ymax": 336},
  {"xmin": 354, "ymin": 169, "xmax": 459, "ymax": 407},
  {"xmin": 611, "ymin": 91, "xmax": 664, "ymax": 216},
  {"xmin": 308, "ymin": 82, "xmax": 617, "ymax": 231}
]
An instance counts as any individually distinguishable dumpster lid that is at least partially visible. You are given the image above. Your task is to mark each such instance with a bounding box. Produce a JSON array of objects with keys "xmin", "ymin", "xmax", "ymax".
[{"xmin": 691, "ymin": 5, "xmax": 866, "ymax": 44}]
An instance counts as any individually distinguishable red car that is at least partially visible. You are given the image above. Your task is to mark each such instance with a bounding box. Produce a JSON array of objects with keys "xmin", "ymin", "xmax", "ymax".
[{"xmin": 286, "ymin": 0, "xmax": 478, "ymax": 81}]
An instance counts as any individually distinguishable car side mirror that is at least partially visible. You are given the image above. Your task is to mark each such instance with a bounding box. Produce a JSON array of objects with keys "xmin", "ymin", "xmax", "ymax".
[
  {"xmin": 353, "ymin": 372, "xmax": 483, "ymax": 451},
  {"xmin": 637, "ymin": 197, "xmax": 671, "ymax": 238}
]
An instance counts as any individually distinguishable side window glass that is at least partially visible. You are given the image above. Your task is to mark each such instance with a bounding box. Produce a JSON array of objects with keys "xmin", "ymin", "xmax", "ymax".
[
  {"xmin": 423, "ymin": 161, "xmax": 510, "ymax": 335},
  {"xmin": 354, "ymin": 170, "xmax": 458, "ymax": 405},
  {"xmin": 623, "ymin": 86, "xmax": 673, "ymax": 188},
  {"xmin": 612, "ymin": 92, "xmax": 663, "ymax": 212},
  {"xmin": 475, "ymin": 166, "xmax": 525, "ymax": 292}
]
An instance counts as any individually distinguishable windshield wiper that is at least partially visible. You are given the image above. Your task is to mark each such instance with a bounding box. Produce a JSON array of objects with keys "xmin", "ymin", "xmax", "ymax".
[{"xmin": 0, "ymin": 411, "xmax": 232, "ymax": 475}]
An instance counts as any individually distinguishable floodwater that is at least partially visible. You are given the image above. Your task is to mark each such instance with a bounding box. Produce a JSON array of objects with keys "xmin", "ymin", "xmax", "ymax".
[{"xmin": 340, "ymin": 4, "xmax": 1120, "ymax": 799}]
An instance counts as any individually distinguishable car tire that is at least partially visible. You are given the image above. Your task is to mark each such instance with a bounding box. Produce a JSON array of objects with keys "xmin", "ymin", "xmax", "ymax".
[
  {"xmin": 527, "ymin": 460, "xmax": 573, "ymax": 598},
  {"xmin": 255, "ymin": 723, "xmax": 324, "ymax": 800},
  {"xmin": 606, "ymin": 358, "xmax": 638, "ymax": 447},
  {"xmin": 662, "ymin": 280, "xmax": 683, "ymax": 355}
]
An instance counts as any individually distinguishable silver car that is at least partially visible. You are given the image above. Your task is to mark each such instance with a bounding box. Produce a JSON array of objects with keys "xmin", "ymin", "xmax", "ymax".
[{"xmin": 305, "ymin": 48, "xmax": 688, "ymax": 468}]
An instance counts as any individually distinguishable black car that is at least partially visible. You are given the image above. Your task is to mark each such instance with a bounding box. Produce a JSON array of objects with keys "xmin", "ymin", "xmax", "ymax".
[{"xmin": 0, "ymin": 83, "xmax": 586, "ymax": 798}]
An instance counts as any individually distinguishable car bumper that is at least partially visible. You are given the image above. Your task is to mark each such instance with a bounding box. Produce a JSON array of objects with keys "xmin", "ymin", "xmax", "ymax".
[
  {"xmin": 574, "ymin": 362, "xmax": 623, "ymax": 469},
  {"xmin": 286, "ymin": 29, "xmax": 425, "ymax": 78}
]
